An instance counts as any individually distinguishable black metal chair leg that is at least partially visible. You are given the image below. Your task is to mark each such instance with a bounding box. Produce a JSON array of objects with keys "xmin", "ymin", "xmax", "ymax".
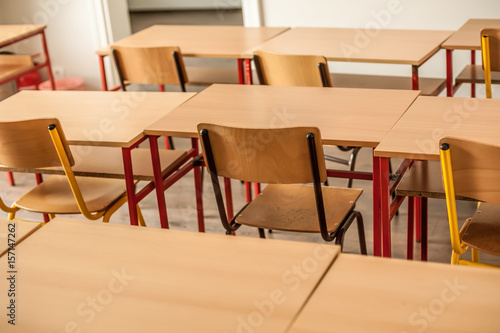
[
  {"xmin": 258, "ymin": 228, "xmax": 266, "ymax": 238},
  {"xmin": 355, "ymin": 211, "xmax": 367, "ymax": 255},
  {"xmin": 168, "ymin": 136, "xmax": 175, "ymax": 150}
]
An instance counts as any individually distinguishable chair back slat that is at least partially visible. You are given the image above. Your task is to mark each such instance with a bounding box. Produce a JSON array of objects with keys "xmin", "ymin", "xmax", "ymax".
[
  {"xmin": 481, "ymin": 28, "xmax": 500, "ymax": 72},
  {"xmin": 111, "ymin": 45, "xmax": 188, "ymax": 85},
  {"xmin": 254, "ymin": 50, "xmax": 331, "ymax": 87},
  {"xmin": 198, "ymin": 123, "xmax": 326, "ymax": 184},
  {"xmin": 0, "ymin": 118, "xmax": 73, "ymax": 169},
  {"xmin": 440, "ymin": 136, "xmax": 500, "ymax": 206}
]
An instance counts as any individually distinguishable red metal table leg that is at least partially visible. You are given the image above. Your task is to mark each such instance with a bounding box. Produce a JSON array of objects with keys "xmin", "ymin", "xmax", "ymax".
[
  {"xmin": 149, "ymin": 136, "xmax": 169, "ymax": 228},
  {"xmin": 446, "ymin": 50, "xmax": 453, "ymax": 97},
  {"xmin": 122, "ymin": 146, "xmax": 139, "ymax": 226},
  {"xmin": 372, "ymin": 150, "xmax": 382, "ymax": 257},
  {"xmin": 411, "ymin": 65, "xmax": 419, "ymax": 91},
  {"xmin": 380, "ymin": 157, "xmax": 391, "ymax": 258},
  {"xmin": 40, "ymin": 31, "xmax": 56, "ymax": 90},
  {"xmin": 192, "ymin": 138, "xmax": 205, "ymax": 232},
  {"xmin": 244, "ymin": 59, "xmax": 253, "ymax": 85},
  {"xmin": 99, "ymin": 55, "xmax": 108, "ymax": 91},
  {"xmin": 254, "ymin": 182, "xmax": 261, "ymax": 196},
  {"xmin": 471, "ymin": 50, "xmax": 476, "ymax": 98},
  {"xmin": 245, "ymin": 182, "xmax": 252, "ymax": 203},
  {"xmin": 238, "ymin": 59, "xmax": 244, "ymax": 84},
  {"xmin": 407, "ymin": 196, "xmax": 414, "ymax": 260},
  {"xmin": 415, "ymin": 198, "xmax": 421, "ymax": 242},
  {"xmin": 7, "ymin": 172, "xmax": 14, "ymax": 186}
]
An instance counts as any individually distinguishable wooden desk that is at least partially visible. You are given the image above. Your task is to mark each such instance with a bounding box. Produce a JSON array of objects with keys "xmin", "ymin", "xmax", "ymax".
[
  {"xmin": 97, "ymin": 25, "xmax": 289, "ymax": 90},
  {"xmin": 288, "ymin": 253, "xmax": 500, "ymax": 333},
  {"xmin": 441, "ymin": 19, "xmax": 500, "ymax": 96},
  {"xmin": 0, "ymin": 217, "xmax": 339, "ymax": 332},
  {"xmin": 374, "ymin": 96, "xmax": 500, "ymax": 257},
  {"xmin": 0, "ymin": 220, "xmax": 41, "ymax": 257},
  {"xmin": 0, "ymin": 25, "xmax": 55, "ymax": 89},
  {"xmin": 144, "ymin": 84, "xmax": 421, "ymax": 252},
  {"xmin": 0, "ymin": 90, "xmax": 196, "ymax": 226},
  {"xmin": 254, "ymin": 27, "xmax": 452, "ymax": 91}
]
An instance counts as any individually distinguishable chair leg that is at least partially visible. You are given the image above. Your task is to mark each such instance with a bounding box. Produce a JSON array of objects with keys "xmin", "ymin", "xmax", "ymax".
[
  {"xmin": 355, "ymin": 211, "xmax": 367, "ymax": 255},
  {"xmin": 7, "ymin": 172, "xmax": 14, "ymax": 186},
  {"xmin": 258, "ymin": 228, "xmax": 266, "ymax": 239},
  {"xmin": 164, "ymin": 136, "xmax": 175, "ymax": 150},
  {"xmin": 347, "ymin": 147, "xmax": 361, "ymax": 188},
  {"xmin": 471, "ymin": 248, "xmax": 480, "ymax": 263},
  {"xmin": 137, "ymin": 205, "xmax": 146, "ymax": 227}
]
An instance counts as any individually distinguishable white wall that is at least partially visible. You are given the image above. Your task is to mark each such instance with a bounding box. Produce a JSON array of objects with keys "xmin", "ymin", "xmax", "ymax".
[
  {"xmin": 0, "ymin": 0, "xmax": 131, "ymax": 90},
  {"xmin": 248, "ymin": 0, "xmax": 500, "ymax": 97}
]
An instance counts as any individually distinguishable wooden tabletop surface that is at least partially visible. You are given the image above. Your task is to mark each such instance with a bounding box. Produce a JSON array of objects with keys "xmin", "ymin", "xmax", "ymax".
[
  {"xmin": 97, "ymin": 25, "xmax": 289, "ymax": 58},
  {"xmin": 0, "ymin": 218, "xmax": 339, "ymax": 332},
  {"xmin": 253, "ymin": 27, "xmax": 452, "ymax": 66},
  {"xmin": 0, "ymin": 90, "xmax": 195, "ymax": 147},
  {"xmin": 442, "ymin": 19, "xmax": 500, "ymax": 50},
  {"xmin": 0, "ymin": 220, "xmax": 41, "ymax": 257},
  {"xmin": 374, "ymin": 96, "xmax": 500, "ymax": 160},
  {"xmin": 0, "ymin": 24, "xmax": 46, "ymax": 47},
  {"xmin": 288, "ymin": 253, "xmax": 500, "ymax": 333},
  {"xmin": 145, "ymin": 84, "xmax": 420, "ymax": 148}
]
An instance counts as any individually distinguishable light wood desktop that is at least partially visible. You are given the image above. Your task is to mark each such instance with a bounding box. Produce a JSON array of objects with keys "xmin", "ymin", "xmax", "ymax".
[
  {"xmin": 97, "ymin": 25, "xmax": 289, "ymax": 90},
  {"xmin": 144, "ymin": 84, "xmax": 421, "ymax": 254},
  {"xmin": 374, "ymin": 96, "xmax": 500, "ymax": 257},
  {"xmin": 0, "ymin": 219, "xmax": 41, "ymax": 257},
  {"xmin": 0, "ymin": 25, "xmax": 55, "ymax": 89},
  {"xmin": 0, "ymin": 90, "xmax": 196, "ymax": 226},
  {"xmin": 441, "ymin": 19, "xmax": 500, "ymax": 96},
  {"xmin": 288, "ymin": 253, "xmax": 500, "ymax": 333},
  {"xmin": 254, "ymin": 27, "xmax": 452, "ymax": 92},
  {"xmin": 0, "ymin": 217, "xmax": 339, "ymax": 332}
]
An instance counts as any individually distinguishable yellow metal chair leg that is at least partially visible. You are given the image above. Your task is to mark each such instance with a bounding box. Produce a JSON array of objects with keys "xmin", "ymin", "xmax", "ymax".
[
  {"xmin": 482, "ymin": 34, "xmax": 492, "ymax": 99},
  {"xmin": 471, "ymin": 248, "xmax": 480, "ymax": 263}
]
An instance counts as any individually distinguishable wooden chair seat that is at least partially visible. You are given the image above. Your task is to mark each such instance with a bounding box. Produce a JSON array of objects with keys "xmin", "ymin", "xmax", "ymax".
[
  {"xmin": 237, "ymin": 184, "xmax": 362, "ymax": 233},
  {"xmin": 0, "ymin": 54, "xmax": 34, "ymax": 82},
  {"xmin": 14, "ymin": 175, "xmax": 130, "ymax": 214},
  {"xmin": 463, "ymin": 203, "xmax": 500, "ymax": 257},
  {"xmin": 330, "ymin": 73, "xmax": 446, "ymax": 96},
  {"xmin": 455, "ymin": 64, "xmax": 500, "ymax": 84},
  {"xmin": 396, "ymin": 160, "xmax": 474, "ymax": 201},
  {"xmin": 0, "ymin": 147, "xmax": 187, "ymax": 181},
  {"xmin": 186, "ymin": 67, "xmax": 257, "ymax": 86}
]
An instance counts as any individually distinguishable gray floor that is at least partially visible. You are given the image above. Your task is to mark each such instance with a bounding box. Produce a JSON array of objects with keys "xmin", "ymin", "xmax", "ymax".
[{"xmin": 4, "ymin": 10, "xmax": 494, "ymax": 266}]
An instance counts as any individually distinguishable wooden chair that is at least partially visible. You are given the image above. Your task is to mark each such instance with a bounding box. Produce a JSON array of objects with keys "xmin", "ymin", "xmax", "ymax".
[
  {"xmin": 111, "ymin": 45, "xmax": 188, "ymax": 92},
  {"xmin": 440, "ymin": 136, "xmax": 500, "ymax": 268},
  {"xmin": 0, "ymin": 118, "xmax": 144, "ymax": 225},
  {"xmin": 198, "ymin": 123, "xmax": 366, "ymax": 252},
  {"xmin": 481, "ymin": 28, "xmax": 500, "ymax": 98},
  {"xmin": 253, "ymin": 50, "xmax": 361, "ymax": 187}
]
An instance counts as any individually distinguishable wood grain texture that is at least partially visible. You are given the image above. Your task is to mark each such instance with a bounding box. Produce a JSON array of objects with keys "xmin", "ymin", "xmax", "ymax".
[
  {"xmin": 111, "ymin": 45, "xmax": 188, "ymax": 85},
  {"xmin": 375, "ymin": 96, "xmax": 500, "ymax": 160},
  {"xmin": 442, "ymin": 19, "xmax": 500, "ymax": 50},
  {"xmin": 0, "ymin": 218, "xmax": 339, "ymax": 332},
  {"xmin": 108, "ymin": 25, "xmax": 289, "ymax": 59},
  {"xmin": 0, "ymin": 220, "xmax": 41, "ymax": 257},
  {"xmin": 288, "ymin": 253, "xmax": 500, "ymax": 333},
  {"xmin": 0, "ymin": 25, "xmax": 46, "ymax": 47},
  {"xmin": 463, "ymin": 203, "xmax": 500, "ymax": 257},
  {"xmin": 198, "ymin": 124, "xmax": 326, "ymax": 183},
  {"xmin": 482, "ymin": 28, "xmax": 500, "ymax": 72},
  {"xmin": 0, "ymin": 90, "xmax": 195, "ymax": 147},
  {"xmin": 254, "ymin": 27, "xmax": 452, "ymax": 65},
  {"xmin": 331, "ymin": 73, "xmax": 445, "ymax": 96},
  {"xmin": 254, "ymin": 50, "xmax": 330, "ymax": 87},
  {"xmin": 146, "ymin": 84, "xmax": 420, "ymax": 147},
  {"xmin": 439, "ymin": 137, "xmax": 500, "ymax": 206},
  {"xmin": 455, "ymin": 65, "xmax": 500, "ymax": 84},
  {"xmin": 0, "ymin": 147, "xmax": 188, "ymax": 181},
  {"xmin": 237, "ymin": 184, "xmax": 361, "ymax": 233},
  {"xmin": 0, "ymin": 54, "xmax": 33, "ymax": 82}
]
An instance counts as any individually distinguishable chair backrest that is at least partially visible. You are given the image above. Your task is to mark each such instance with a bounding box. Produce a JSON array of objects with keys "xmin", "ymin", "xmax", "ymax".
[
  {"xmin": 0, "ymin": 118, "xmax": 74, "ymax": 169},
  {"xmin": 481, "ymin": 28, "xmax": 500, "ymax": 72},
  {"xmin": 110, "ymin": 45, "xmax": 188, "ymax": 89},
  {"xmin": 440, "ymin": 136, "xmax": 500, "ymax": 206},
  {"xmin": 253, "ymin": 50, "xmax": 332, "ymax": 87},
  {"xmin": 197, "ymin": 123, "xmax": 327, "ymax": 184}
]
